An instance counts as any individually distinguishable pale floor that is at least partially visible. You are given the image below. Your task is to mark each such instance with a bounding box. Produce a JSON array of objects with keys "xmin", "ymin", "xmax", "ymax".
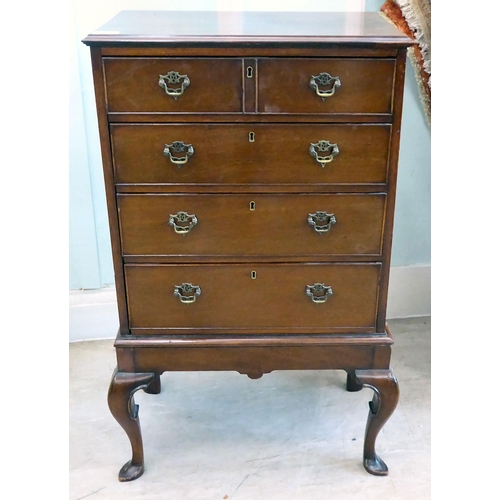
[{"xmin": 69, "ymin": 317, "xmax": 430, "ymax": 500}]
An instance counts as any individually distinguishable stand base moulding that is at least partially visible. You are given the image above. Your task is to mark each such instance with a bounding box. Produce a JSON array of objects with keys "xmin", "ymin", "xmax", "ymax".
[{"xmin": 83, "ymin": 10, "xmax": 411, "ymax": 482}]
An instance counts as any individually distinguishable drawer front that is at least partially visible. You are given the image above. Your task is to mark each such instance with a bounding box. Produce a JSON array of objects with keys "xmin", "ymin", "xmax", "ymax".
[
  {"xmin": 111, "ymin": 124, "xmax": 390, "ymax": 185},
  {"xmin": 118, "ymin": 193, "xmax": 386, "ymax": 257},
  {"xmin": 103, "ymin": 58, "xmax": 243, "ymax": 113},
  {"xmin": 125, "ymin": 263, "xmax": 381, "ymax": 333},
  {"xmin": 258, "ymin": 58, "xmax": 395, "ymax": 114}
]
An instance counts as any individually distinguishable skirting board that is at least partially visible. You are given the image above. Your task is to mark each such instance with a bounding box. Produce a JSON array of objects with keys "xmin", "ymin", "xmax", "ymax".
[
  {"xmin": 386, "ymin": 264, "xmax": 430, "ymax": 320},
  {"xmin": 69, "ymin": 264, "xmax": 431, "ymax": 342}
]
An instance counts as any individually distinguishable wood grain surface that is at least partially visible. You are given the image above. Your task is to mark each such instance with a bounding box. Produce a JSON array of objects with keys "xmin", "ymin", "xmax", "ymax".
[
  {"xmin": 111, "ymin": 123, "xmax": 391, "ymax": 185},
  {"xmin": 117, "ymin": 193, "xmax": 386, "ymax": 258},
  {"xmin": 124, "ymin": 263, "xmax": 381, "ymax": 333},
  {"xmin": 104, "ymin": 58, "xmax": 243, "ymax": 113}
]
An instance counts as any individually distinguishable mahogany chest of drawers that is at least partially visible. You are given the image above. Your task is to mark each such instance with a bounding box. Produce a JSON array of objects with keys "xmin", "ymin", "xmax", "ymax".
[{"xmin": 83, "ymin": 10, "xmax": 411, "ymax": 482}]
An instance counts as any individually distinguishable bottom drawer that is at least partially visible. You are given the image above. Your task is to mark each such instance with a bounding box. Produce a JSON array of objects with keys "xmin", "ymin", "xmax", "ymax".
[{"xmin": 125, "ymin": 263, "xmax": 381, "ymax": 334}]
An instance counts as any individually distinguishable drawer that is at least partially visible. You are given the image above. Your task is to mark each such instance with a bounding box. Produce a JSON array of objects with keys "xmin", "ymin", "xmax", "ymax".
[
  {"xmin": 258, "ymin": 58, "xmax": 395, "ymax": 115},
  {"xmin": 111, "ymin": 124, "xmax": 390, "ymax": 185},
  {"xmin": 124, "ymin": 263, "xmax": 381, "ymax": 334},
  {"xmin": 118, "ymin": 193, "xmax": 386, "ymax": 258},
  {"xmin": 103, "ymin": 58, "xmax": 243, "ymax": 113}
]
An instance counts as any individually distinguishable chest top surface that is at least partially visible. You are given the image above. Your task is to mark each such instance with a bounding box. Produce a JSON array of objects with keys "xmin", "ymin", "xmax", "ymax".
[{"xmin": 82, "ymin": 10, "xmax": 411, "ymax": 46}]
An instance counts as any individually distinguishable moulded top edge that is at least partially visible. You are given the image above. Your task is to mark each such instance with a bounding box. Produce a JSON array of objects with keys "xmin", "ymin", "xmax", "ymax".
[{"xmin": 82, "ymin": 10, "xmax": 413, "ymax": 47}]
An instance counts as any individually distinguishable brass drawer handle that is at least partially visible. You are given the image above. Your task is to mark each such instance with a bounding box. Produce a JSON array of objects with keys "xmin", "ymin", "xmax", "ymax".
[
  {"xmin": 169, "ymin": 211, "xmax": 198, "ymax": 235},
  {"xmin": 309, "ymin": 72, "xmax": 341, "ymax": 99},
  {"xmin": 174, "ymin": 283, "xmax": 201, "ymax": 304},
  {"xmin": 308, "ymin": 211, "xmax": 336, "ymax": 234},
  {"xmin": 309, "ymin": 140, "xmax": 339, "ymax": 167},
  {"xmin": 306, "ymin": 283, "xmax": 333, "ymax": 304},
  {"xmin": 158, "ymin": 71, "xmax": 190, "ymax": 99},
  {"xmin": 163, "ymin": 141, "xmax": 194, "ymax": 167}
]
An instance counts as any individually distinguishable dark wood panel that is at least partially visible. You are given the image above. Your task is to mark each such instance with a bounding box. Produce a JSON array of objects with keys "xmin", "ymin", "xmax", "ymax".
[
  {"xmin": 115, "ymin": 183, "xmax": 387, "ymax": 194},
  {"xmin": 129, "ymin": 345, "xmax": 385, "ymax": 376},
  {"xmin": 111, "ymin": 123, "xmax": 391, "ymax": 185},
  {"xmin": 376, "ymin": 48, "xmax": 408, "ymax": 331},
  {"xmin": 101, "ymin": 47, "xmax": 400, "ymax": 57},
  {"xmin": 129, "ymin": 326, "xmax": 378, "ymax": 335},
  {"xmin": 117, "ymin": 193, "xmax": 386, "ymax": 257},
  {"xmin": 258, "ymin": 58, "xmax": 395, "ymax": 115},
  {"xmin": 115, "ymin": 332, "xmax": 393, "ymax": 348},
  {"xmin": 89, "ymin": 48, "xmax": 130, "ymax": 335},
  {"xmin": 121, "ymin": 255, "xmax": 383, "ymax": 264},
  {"xmin": 108, "ymin": 112, "xmax": 393, "ymax": 123},
  {"xmin": 243, "ymin": 58, "xmax": 256, "ymax": 113},
  {"xmin": 124, "ymin": 263, "xmax": 381, "ymax": 333},
  {"xmin": 103, "ymin": 58, "xmax": 243, "ymax": 113}
]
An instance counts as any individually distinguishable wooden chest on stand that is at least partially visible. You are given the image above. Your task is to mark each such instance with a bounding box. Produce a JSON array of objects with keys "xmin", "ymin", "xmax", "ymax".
[{"xmin": 83, "ymin": 10, "xmax": 411, "ymax": 481}]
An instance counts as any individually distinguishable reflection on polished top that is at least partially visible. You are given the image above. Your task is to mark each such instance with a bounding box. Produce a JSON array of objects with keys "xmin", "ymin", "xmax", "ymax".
[{"xmin": 83, "ymin": 10, "xmax": 411, "ymax": 45}]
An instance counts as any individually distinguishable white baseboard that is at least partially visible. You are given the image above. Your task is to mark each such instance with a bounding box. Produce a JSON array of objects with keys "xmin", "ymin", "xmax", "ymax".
[
  {"xmin": 69, "ymin": 288, "xmax": 119, "ymax": 342},
  {"xmin": 387, "ymin": 264, "xmax": 431, "ymax": 319},
  {"xmin": 69, "ymin": 265, "xmax": 430, "ymax": 342}
]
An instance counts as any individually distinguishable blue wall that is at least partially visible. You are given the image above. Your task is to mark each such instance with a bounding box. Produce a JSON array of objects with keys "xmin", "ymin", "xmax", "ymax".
[
  {"xmin": 392, "ymin": 62, "xmax": 431, "ymax": 266},
  {"xmin": 69, "ymin": 0, "xmax": 430, "ymax": 289}
]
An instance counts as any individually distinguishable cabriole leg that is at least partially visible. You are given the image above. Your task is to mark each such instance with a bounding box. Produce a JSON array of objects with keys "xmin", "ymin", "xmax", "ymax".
[
  {"xmin": 353, "ymin": 369, "xmax": 399, "ymax": 476},
  {"xmin": 107, "ymin": 369, "xmax": 156, "ymax": 481},
  {"xmin": 143, "ymin": 373, "xmax": 161, "ymax": 394},
  {"xmin": 346, "ymin": 371, "xmax": 363, "ymax": 392}
]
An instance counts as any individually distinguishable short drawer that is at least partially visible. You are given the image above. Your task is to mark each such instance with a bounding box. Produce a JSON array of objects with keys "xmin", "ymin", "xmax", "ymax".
[
  {"xmin": 118, "ymin": 193, "xmax": 386, "ymax": 258},
  {"xmin": 258, "ymin": 58, "xmax": 395, "ymax": 115},
  {"xmin": 124, "ymin": 263, "xmax": 381, "ymax": 334},
  {"xmin": 103, "ymin": 58, "xmax": 243, "ymax": 113},
  {"xmin": 111, "ymin": 124, "xmax": 390, "ymax": 185}
]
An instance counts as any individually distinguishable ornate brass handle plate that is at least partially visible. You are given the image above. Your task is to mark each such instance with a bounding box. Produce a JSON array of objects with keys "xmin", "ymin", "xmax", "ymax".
[
  {"xmin": 309, "ymin": 140, "xmax": 340, "ymax": 167},
  {"xmin": 169, "ymin": 211, "xmax": 198, "ymax": 235},
  {"xmin": 308, "ymin": 211, "xmax": 336, "ymax": 234},
  {"xmin": 174, "ymin": 283, "xmax": 201, "ymax": 304},
  {"xmin": 163, "ymin": 141, "xmax": 194, "ymax": 167},
  {"xmin": 306, "ymin": 283, "xmax": 333, "ymax": 304},
  {"xmin": 158, "ymin": 71, "xmax": 190, "ymax": 99},
  {"xmin": 309, "ymin": 72, "xmax": 341, "ymax": 99}
]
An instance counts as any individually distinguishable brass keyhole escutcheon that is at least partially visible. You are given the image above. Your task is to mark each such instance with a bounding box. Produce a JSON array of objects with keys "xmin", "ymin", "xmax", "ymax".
[
  {"xmin": 249, "ymin": 132, "xmax": 255, "ymax": 142},
  {"xmin": 249, "ymin": 201, "xmax": 256, "ymax": 211},
  {"xmin": 246, "ymin": 66, "xmax": 253, "ymax": 78},
  {"xmin": 251, "ymin": 271, "xmax": 257, "ymax": 279}
]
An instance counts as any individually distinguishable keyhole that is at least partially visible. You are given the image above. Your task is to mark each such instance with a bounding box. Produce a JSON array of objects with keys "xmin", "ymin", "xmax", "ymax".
[
  {"xmin": 249, "ymin": 132, "xmax": 255, "ymax": 142},
  {"xmin": 246, "ymin": 66, "xmax": 253, "ymax": 78},
  {"xmin": 251, "ymin": 271, "xmax": 257, "ymax": 279},
  {"xmin": 249, "ymin": 201, "xmax": 256, "ymax": 211}
]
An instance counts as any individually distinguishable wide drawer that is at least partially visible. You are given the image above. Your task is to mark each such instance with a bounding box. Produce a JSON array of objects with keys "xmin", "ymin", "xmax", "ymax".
[
  {"xmin": 111, "ymin": 124, "xmax": 390, "ymax": 185},
  {"xmin": 103, "ymin": 58, "xmax": 243, "ymax": 113},
  {"xmin": 124, "ymin": 263, "xmax": 381, "ymax": 334},
  {"xmin": 258, "ymin": 58, "xmax": 395, "ymax": 115},
  {"xmin": 118, "ymin": 193, "xmax": 386, "ymax": 258}
]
